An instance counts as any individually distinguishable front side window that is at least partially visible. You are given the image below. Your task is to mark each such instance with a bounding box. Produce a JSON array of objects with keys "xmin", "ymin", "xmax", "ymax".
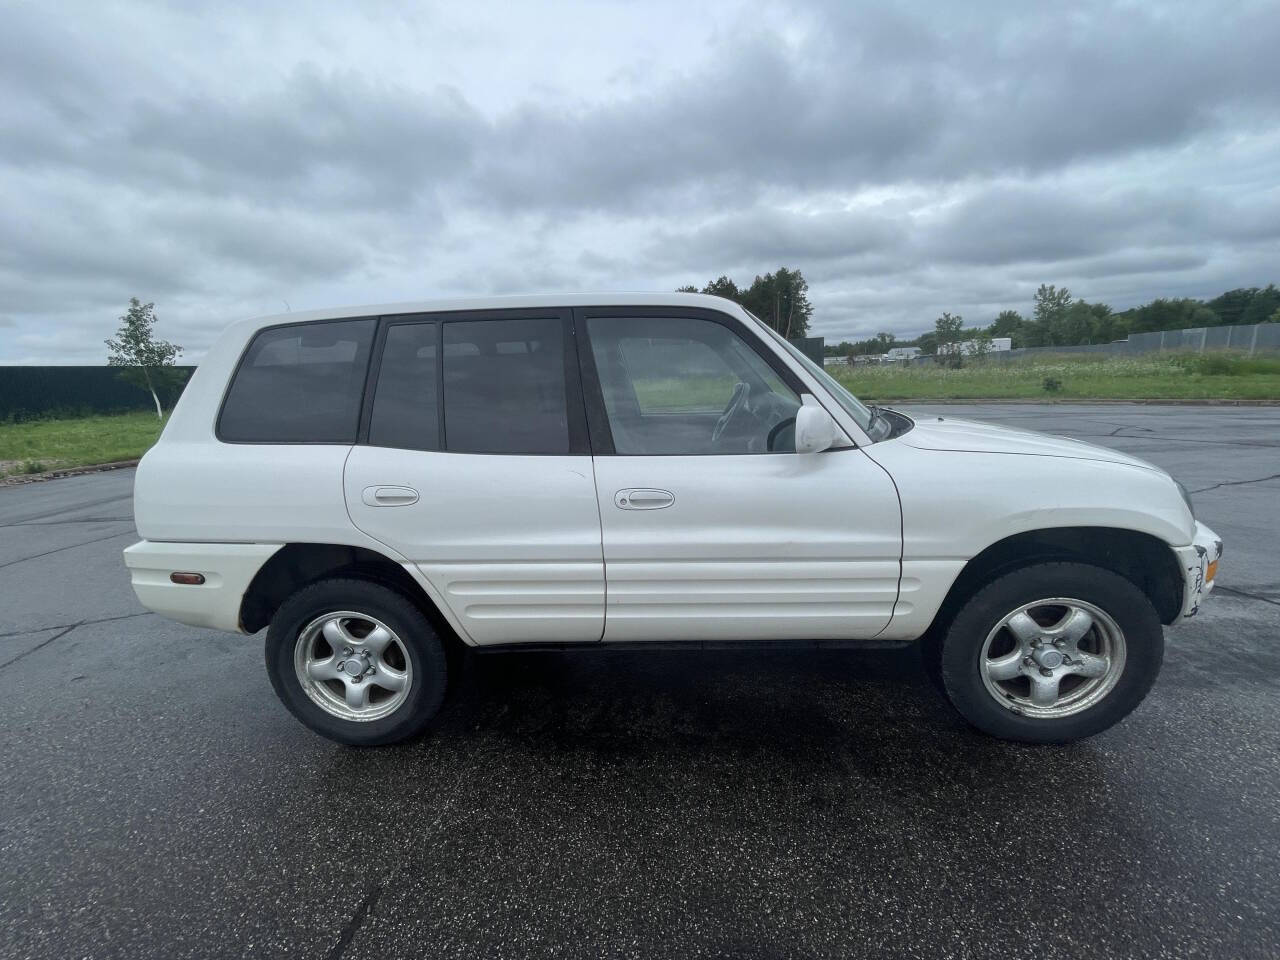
[
  {"xmin": 754, "ymin": 316, "xmax": 882, "ymax": 438},
  {"xmin": 587, "ymin": 316, "xmax": 800, "ymax": 455},
  {"xmin": 218, "ymin": 318, "xmax": 375, "ymax": 443}
]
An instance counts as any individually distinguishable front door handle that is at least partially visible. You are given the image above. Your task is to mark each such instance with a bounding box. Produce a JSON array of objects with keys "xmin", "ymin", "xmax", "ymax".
[
  {"xmin": 362, "ymin": 485, "xmax": 419, "ymax": 507},
  {"xmin": 615, "ymin": 488, "xmax": 674, "ymax": 510}
]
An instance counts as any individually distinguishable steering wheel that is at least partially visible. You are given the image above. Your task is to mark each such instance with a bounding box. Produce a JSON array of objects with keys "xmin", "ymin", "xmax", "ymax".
[{"xmin": 711, "ymin": 382, "xmax": 750, "ymax": 443}]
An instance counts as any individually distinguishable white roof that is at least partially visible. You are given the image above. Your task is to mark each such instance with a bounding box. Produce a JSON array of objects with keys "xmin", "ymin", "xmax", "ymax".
[{"xmin": 228, "ymin": 292, "xmax": 743, "ymax": 336}]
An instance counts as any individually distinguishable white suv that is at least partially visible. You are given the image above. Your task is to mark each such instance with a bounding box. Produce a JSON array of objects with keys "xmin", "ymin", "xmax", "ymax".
[{"xmin": 124, "ymin": 294, "xmax": 1222, "ymax": 746}]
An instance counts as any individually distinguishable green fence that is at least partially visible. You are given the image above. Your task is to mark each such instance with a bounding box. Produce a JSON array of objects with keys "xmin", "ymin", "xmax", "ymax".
[{"xmin": 0, "ymin": 366, "xmax": 195, "ymax": 421}]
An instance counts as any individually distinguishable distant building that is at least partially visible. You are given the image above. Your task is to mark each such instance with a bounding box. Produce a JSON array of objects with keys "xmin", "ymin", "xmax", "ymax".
[
  {"xmin": 823, "ymin": 356, "xmax": 850, "ymax": 367},
  {"xmin": 938, "ymin": 337, "xmax": 1013, "ymax": 356},
  {"xmin": 886, "ymin": 346, "xmax": 922, "ymax": 361}
]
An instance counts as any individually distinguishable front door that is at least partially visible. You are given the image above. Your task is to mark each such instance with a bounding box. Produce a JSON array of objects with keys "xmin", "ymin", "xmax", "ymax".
[
  {"xmin": 577, "ymin": 307, "xmax": 902, "ymax": 643},
  {"xmin": 344, "ymin": 309, "xmax": 604, "ymax": 645}
]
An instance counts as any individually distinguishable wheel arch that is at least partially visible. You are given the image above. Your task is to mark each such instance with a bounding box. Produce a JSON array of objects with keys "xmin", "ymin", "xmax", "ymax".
[
  {"xmin": 239, "ymin": 542, "xmax": 462, "ymax": 645},
  {"xmin": 921, "ymin": 526, "xmax": 1184, "ymax": 650}
]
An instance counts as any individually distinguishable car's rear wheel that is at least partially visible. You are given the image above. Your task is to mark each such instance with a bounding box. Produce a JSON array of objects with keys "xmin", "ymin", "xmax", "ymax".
[
  {"xmin": 939, "ymin": 562, "xmax": 1163, "ymax": 743},
  {"xmin": 265, "ymin": 578, "xmax": 447, "ymax": 746}
]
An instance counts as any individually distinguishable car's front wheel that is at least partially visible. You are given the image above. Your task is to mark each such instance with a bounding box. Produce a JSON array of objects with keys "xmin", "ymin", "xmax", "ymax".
[
  {"xmin": 939, "ymin": 562, "xmax": 1164, "ymax": 743},
  {"xmin": 265, "ymin": 578, "xmax": 447, "ymax": 746}
]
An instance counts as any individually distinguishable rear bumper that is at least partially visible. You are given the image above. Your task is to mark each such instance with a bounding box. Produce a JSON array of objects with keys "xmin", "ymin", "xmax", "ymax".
[
  {"xmin": 1172, "ymin": 521, "xmax": 1222, "ymax": 620},
  {"xmin": 123, "ymin": 541, "xmax": 282, "ymax": 633}
]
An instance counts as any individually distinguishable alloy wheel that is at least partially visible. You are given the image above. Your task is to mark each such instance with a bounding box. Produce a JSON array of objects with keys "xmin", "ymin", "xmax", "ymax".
[
  {"xmin": 978, "ymin": 598, "xmax": 1127, "ymax": 719},
  {"xmin": 293, "ymin": 610, "xmax": 413, "ymax": 722}
]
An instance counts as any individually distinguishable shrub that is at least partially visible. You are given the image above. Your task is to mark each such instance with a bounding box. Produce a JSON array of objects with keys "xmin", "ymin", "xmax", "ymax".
[
  {"xmin": 1167, "ymin": 351, "xmax": 1280, "ymax": 376},
  {"xmin": 1042, "ymin": 377, "xmax": 1063, "ymax": 393}
]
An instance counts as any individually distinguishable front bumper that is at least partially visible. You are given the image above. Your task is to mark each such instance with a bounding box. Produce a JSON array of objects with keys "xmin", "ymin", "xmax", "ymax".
[{"xmin": 1172, "ymin": 521, "xmax": 1222, "ymax": 620}]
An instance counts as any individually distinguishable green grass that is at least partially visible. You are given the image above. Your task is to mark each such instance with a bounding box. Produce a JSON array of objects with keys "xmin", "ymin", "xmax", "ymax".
[
  {"xmin": 832, "ymin": 352, "xmax": 1280, "ymax": 402},
  {"xmin": 631, "ymin": 375, "xmax": 737, "ymax": 413},
  {"xmin": 0, "ymin": 411, "xmax": 167, "ymax": 477}
]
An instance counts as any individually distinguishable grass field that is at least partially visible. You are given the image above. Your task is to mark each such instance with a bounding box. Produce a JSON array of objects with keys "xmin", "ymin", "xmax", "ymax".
[
  {"xmin": 834, "ymin": 352, "xmax": 1280, "ymax": 402},
  {"xmin": 0, "ymin": 411, "xmax": 167, "ymax": 476}
]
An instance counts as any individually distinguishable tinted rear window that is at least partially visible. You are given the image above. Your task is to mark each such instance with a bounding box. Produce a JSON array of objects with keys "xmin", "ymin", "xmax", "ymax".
[
  {"xmin": 442, "ymin": 317, "xmax": 568, "ymax": 454},
  {"xmin": 368, "ymin": 322, "xmax": 440, "ymax": 451},
  {"xmin": 218, "ymin": 319, "xmax": 375, "ymax": 443}
]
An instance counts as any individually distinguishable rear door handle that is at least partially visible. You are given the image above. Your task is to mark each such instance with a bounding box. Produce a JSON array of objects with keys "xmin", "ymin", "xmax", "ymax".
[
  {"xmin": 615, "ymin": 488, "xmax": 674, "ymax": 510},
  {"xmin": 362, "ymin": 485, "xmax": 419, "ymax": 507}
]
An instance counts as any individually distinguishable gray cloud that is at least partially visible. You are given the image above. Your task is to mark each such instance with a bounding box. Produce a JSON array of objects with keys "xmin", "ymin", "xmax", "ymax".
[
  {"xmin": 470, "ymin": 2, "xmax": 1280, "ymax": 213},
  {"xmin": 650, "ymin": 208, "xmax": 907, "ymax": 272},
  {"xmin": 2, "ymin": 0, "xmax": 1279, "ymax": 361}
]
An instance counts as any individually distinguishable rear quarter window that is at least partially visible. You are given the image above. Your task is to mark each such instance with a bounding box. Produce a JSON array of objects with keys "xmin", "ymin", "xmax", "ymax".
[{"xmin": 218, "ymin": 318, "xmax": 375, "ymax": 443}]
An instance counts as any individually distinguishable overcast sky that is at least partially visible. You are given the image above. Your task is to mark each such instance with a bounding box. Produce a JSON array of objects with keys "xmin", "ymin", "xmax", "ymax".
[{"xmin": 2, "ymin": 0, "xmax": 1278, "ymax": 363}]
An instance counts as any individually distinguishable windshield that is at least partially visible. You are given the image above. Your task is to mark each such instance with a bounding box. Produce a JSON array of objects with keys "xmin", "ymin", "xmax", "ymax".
[{"xmin": 749, "ymin": 313, "xmax": 885, "ymax": 438}]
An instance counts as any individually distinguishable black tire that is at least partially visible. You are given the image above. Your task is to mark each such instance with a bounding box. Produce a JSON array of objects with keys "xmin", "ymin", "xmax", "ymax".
[
  {"xmin": 938, "ymin": 561, "xmax": 1164, "ymax": 744},
  {"xmin": 265, "ymin": 578, "xmax": 448, "ymax": 746}
]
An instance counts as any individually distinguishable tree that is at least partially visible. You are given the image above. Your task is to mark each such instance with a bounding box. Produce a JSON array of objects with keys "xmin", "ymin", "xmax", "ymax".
[
  {"xmin": 1206, "ymin": 287, "xmax": 1258, "ymax": 326},
  {"xmin": 1123, "ymin": 298, "xmax": 1212, "ymax": 334},
  {"xmin": 701, "ymin": 275, "xmax": 741, "ymax": 301},
  {"xmin": 740, "ymin": 267, "xmax": 813, "ymax": 337},
  {"xmin": 1026, "ymin": 284, "xmax": 1073, "ymax": 346},
  {"xmin": 933, "ymin": 312, "xmax": 965, "ymax": 365},
  {"xmin": 105, "ymin": 298, "xmax": 183, "ymax": 419},
  {"xmin": 934, "ymin": 311, "xmax": 963, "ymax": 347},
  {"xmin": 989, "ymin": 309, "xmax": 1025, "ymax": 343},
  {"xmin": 916, "ymin": 331, "xmax": 938, "ymax": 356},
  {"xmin": 968, "ymin": 329, "xmax": 993, "ymax": 360},
  {"xmin": 1085, "ymin": 302, "xmax": 1123, "ymax": 343},
  {"xmin": 1061, "ymin": 301, "xmax": 1097, "ymax": 345},
  {"xmin": 675, "ymin": 269, "xmax": 811, "ymax": 337},
  {"xmin": 874, "ymin": 331, "xmax": 895, "ymax": 353},
  {"xmin": 1241, "ymin": 284, "xmax": 1280, "ymax": 326}
]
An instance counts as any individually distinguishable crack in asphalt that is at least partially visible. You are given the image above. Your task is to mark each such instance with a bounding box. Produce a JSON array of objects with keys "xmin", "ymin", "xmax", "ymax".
[
  {"xmin": 0, "ymin": 622, "xmax": 81, "ymax": 671},
  {"xmin": 0, "ymin": 610, "xmax": 154, "ymax": 641},
  {"xmin": 0, "ymin": 516, "xmax": 133, "ymax": 528},
  {"xmin": 0, "ymin": 530, "xmax": 135, "ymax": 572},
  {"xmin": 326, "ymin": 884, "xmax": 383, "ymax": 960},
  {"xmin": 1190, "ymin": 473, "xmax": 1280, "ymax": 495},
  {"xmin": 0, "ymin": 492, "xmax": 132, "ymax": 526},
  {"xmin": 1105, "ymin": 434, "xmax": 1280, "ymax": 449},
  {"xmin": 1216, "ymin": 586, "xmax": 1280, "ymax": 608},
  {"xmin": 319, "ymin": 768, "xmax": 466, "ymax": 958}
]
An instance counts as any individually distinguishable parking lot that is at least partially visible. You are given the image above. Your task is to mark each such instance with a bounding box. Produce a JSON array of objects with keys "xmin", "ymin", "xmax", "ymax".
[{"xmin": 2, "ymin": 403, "xmax": 1278, "ymax": 959}]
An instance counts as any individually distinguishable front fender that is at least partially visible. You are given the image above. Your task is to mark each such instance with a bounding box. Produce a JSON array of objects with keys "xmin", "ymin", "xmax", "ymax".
[
  {"xmin": 865, "ymin": 444, "xmax": 1194, "ymax": 558},
  {"xmin": 862, "ymin": 443, "xmax": 1196, "ymax": 641}
]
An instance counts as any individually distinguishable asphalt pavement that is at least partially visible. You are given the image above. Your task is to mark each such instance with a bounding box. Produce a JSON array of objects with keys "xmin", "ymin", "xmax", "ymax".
[{"xmin": 2, "ymin": 403, "xmax": 1278, "ymax": 959}]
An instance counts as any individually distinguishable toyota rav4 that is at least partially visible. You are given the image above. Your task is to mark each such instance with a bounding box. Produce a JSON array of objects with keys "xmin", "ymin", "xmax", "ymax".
[{"xmin": 124, "ymin": 294, "xmax": 1222, "ymax": 746}]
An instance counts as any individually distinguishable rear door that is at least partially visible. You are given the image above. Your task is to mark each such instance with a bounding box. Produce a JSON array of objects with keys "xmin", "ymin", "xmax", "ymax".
[
  {"xmin": 344, "ymin": 309, "xmax": 604, "ymax": 645},
  {"xmin": 577, "ymin": 306, "xmax": 902, "ymax": 643}
]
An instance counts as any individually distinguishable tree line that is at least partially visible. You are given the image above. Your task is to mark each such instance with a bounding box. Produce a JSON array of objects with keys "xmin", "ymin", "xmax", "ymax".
[
  {"xmin": 825, "ymin": 283, "xmax": 1280, "ymax": 358},
  {"xmin": 677, "ymin": 268, "xmax": 814, "ymax": 338}
]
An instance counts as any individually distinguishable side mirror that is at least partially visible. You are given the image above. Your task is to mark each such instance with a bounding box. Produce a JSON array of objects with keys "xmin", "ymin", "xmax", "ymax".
[{"xmin": 794, "ymin": 397, "xmax": 839, "ymax": 454}]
